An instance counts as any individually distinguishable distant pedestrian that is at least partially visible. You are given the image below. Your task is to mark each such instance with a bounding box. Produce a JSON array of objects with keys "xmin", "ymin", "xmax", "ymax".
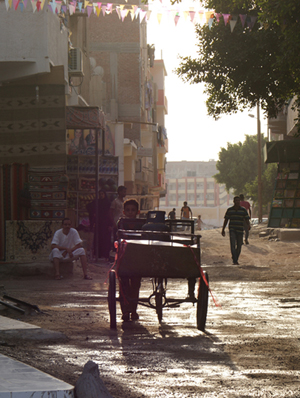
[
  {"xmin": 181, "ymin": 201, "xmax": 192, "ymax": 219},
  {"xmin": 168, "ymin": 208, "xmax": 176, "ymax": 220},
  {"xmin": 239, "ymin": 194, "xmax": 252, "ymax": 244},
  {"xmin": 221, "ymin": 196, "xmax": 251, "ymax": 265},
  {"xmin": 197, "ymin": 215, "xmax": 203, "ymax": 231}
]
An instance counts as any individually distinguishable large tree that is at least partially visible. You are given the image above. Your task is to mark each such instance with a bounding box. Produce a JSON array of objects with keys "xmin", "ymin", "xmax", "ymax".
[
  {"xmin": 176, "ymin": 0, "xmax": 300, "ymax": 123},
  {"xmin": 214, "ymin": 134, "xmax": 277, "ymax": 206}
]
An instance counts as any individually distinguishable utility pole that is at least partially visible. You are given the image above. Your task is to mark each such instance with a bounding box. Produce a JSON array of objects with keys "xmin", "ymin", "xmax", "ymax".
[{"xmin": 257, "ymin": 103, "xmax": 263, "ymax": 224}]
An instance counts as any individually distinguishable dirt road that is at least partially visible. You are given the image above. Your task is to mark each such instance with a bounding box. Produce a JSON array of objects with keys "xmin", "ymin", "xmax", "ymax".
[{"xmin": 1, "ymin": 226, "xmax": 300, "ymax": 397}]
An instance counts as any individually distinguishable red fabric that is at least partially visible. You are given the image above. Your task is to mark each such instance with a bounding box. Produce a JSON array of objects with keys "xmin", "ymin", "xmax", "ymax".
[{"xmin": 240, "ymin": 200, "xmax": 251, "ymax": 211}]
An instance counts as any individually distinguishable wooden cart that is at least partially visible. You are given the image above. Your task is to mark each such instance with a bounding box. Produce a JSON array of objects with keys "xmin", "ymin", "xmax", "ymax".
[{"xmin": 108, "ymin": 218, "xmax": 209, "ymax": 331}]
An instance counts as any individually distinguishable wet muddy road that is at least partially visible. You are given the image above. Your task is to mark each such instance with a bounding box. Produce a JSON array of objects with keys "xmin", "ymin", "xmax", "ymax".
[{"xmin": 1, "ymin": 227, "xmax": 300, "ymax": 397}]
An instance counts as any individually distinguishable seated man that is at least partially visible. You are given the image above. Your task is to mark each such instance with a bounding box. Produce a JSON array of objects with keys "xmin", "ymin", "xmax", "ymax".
[
  {"xmin": 117, "ymin": 199, "xmax": 142, "ymax": 322},
  {"xmin": 49, "ymin": 218, "xmax": 92, "ymax": 280}
]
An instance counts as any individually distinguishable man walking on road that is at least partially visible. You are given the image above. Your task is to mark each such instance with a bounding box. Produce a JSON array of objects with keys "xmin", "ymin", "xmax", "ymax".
[
  {"xmin": 239, "ymin": 194, "xmax": 251, "ymax": 244},
  {"xmin": 222, "ymin": 196, "xmax": 251, "ymax": 265}
]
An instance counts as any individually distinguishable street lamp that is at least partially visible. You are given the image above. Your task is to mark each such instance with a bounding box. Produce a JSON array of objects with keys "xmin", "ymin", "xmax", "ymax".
[{"xmin": 248, "ymin": 103, "xmax": 263, "ymax": 224}]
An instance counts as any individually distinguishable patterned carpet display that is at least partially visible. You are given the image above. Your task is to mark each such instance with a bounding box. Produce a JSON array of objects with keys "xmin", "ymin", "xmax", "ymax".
[
  {"xmin": 0, "ymin": 163, "xmax": 29, "ymax": 261},
  {"xmin": 28, "ymin": 167, "xmax": 68, "ymax": 220},
  {"xmin": 5, "ymin": 220, "xmax": 62, "ymax": 262}
]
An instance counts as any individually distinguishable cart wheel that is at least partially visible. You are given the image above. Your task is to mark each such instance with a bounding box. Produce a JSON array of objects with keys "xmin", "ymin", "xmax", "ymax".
[
  {"xmin": 108, "ymin": 270, "xmax": 117, "ymax": 329},
  {"xmin": 197, "ymin": 271, "xmax": 209, "ymax": 331}
]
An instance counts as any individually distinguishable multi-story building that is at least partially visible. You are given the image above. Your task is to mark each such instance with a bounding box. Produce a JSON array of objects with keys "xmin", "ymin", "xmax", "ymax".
[
  {"xmin": 0, "ymin": 3, "xmax": 167, "ymax": 261},
  {"xmin": 160, "ymin": 161, "xmax": 233, "ymax": 227}
]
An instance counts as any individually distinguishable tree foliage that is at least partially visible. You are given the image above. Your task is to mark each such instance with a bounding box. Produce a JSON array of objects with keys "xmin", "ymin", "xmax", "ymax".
[
  {"xmin": 214, "ymin": 134, "xmax": 277, "ymax": 206},
  {"xmin": 176, "ymin": 0, "xmax": 300, "ymax": 122}
]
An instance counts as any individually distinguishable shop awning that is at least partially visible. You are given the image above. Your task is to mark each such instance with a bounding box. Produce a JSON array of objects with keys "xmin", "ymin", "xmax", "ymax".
[
  {"xmin": 66, "ymin": 106, "xmax": 105, "ymax": 129},
  {"xmin": 264, "ymin": 139, "xmax": 300, "ymax": 163}
]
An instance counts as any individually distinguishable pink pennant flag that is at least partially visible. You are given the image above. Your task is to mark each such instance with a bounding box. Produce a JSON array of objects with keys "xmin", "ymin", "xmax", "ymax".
[
  {"xmin": 13, "ymin": 0, "xmax": 19, "ymax": 10},
  {"xmin": 223, "ymin": 14, "xmax": 230, "ymax": 25},
  {"xmin": 101, "ymin": 4, "xmax": 106, "ymax": 15},
  {"xmin": 62, "ymin": 4, "xmax": 66, "ymax": 12},
  {"xmin": 23, "ymin": 0, "xmax": 28, "ymax": 8},
  {"xmin": 69, "ymin": 3, "xmax": 75, "ymax": 14},
  {"xmin": 174, "ymin": 14, "xmax": 180, "ymax": 26},
  {"xmin": 215, "ymin": 13, "xmax": 221, "ymax": 23},
  {"xmin": 239, "ymin": 14, "xmax": 247, "ymax": 27},
  {"xmin": 120, "ymin": 8, "xmax": 127, "ymax": 21},
  {"xmin": 106, "ymin": 2, "xmax": 112, "ymax": 13},
  {"xmin": 189, "ymin": 11, "xmax": 195, "ymax": 22}
]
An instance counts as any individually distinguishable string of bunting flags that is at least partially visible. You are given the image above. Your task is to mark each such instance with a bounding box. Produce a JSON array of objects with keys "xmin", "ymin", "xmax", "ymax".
[{"xmin": 3, "ymin": 0, "xmax": 258, "ymax": 31}]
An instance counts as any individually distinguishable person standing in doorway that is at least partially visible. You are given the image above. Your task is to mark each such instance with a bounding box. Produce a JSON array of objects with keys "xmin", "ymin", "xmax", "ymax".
[
  {"xmin": 221, "ymin": 196, "xmax": 251, "ymax": 265},
  {"xmin": 180, "ymin": 201, "xmax": 192, "ymax": 219},
  {"xmin": 239, "ymin": 194, "xmax": 252, "ymax": 244}
]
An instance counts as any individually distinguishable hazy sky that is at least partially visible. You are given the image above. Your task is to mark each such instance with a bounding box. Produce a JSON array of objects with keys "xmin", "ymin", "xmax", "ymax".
[{"xmin": 147, "ymin": 2, "xmax": 267, "ymax": 162}]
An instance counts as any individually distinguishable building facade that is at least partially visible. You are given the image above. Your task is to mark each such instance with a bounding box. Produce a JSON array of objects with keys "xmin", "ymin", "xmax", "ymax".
[{"xmin": 160, "ymin": 161, "xmax": 233, "ymax": 227}]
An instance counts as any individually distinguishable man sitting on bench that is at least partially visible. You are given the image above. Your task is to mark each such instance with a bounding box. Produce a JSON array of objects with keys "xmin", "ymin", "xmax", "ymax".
[{"xmin": 49, "ymin": 218, "xmax": 92, "ymax": 280}]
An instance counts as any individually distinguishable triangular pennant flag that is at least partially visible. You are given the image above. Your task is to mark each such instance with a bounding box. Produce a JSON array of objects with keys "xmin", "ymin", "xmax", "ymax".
[
  {"xmin": 69, "ymin": 3, "xmax": 75, "ymax": 14},
  {"xmin": 106, "ymin": 3, "xmax": 112, "ymax": 13},
  {"xmin": 96, "ymin": 5, "xmax": 101, "ymax": 16},
  {"xmin": 23, "ymin": 0, "xmax": 28, "ymax": 8},
  {"xmin": 139, "ymin": 9, "xmax": 147, "ymax": 22},
  {"xmin": 101, "ymin": 4, "xmax": 106, "ymax": 15},
  {"xmin": 247, "ymin": 15, "xmax": 257, "ymax": 30},
  {"xmin": 230, "ymin": 18, "xmax": 237, "ymax": 32},
  {"xmin": 157, "ymin": 12, "xmax": 162, "ymax": 24},
  {"xmin": 239, "ymin": 14, "xmax": 247, "ymax": 27},
  {"xmin": 5, "ymin": 0, "xmax": 10, "ymax": 10},
  {"xmin": 78, "ymin": 1, "xmax": 82, "ymax": 11},
  {"xmin": 50, "ymin": 1, "xmax": 56, "ymax": 13},
  {"xmin": 135, "ymin": 7, "xmax": 140, "ymax": 18},
  {"xmin": 129, "ymin": 8, "xmax": 135, "ymax": 20},
  {"xmin": 36, "ymin": 0, "xmax": 41, "ymax": 11},
  {"xmin": 205, "ymin": 11, "xmax": 213, "ymax": 24},
  {"xmin": 183, "ymin": 11, "xmax": 189, "ymax": 21},
  {"xmin": 13, "ymin": 0, "xmax": 19, "ymax": 10},
  {"xmin": 116, "ymin": 6, "xmax": 121, "ymax": 19},
  {"xmin": 208, "ymin": 17, "xmax": 214, "ymax": 29},
  {"xmin": 40, "ymin": 0, "xmax": 46, "ymax": 10},
  {"xmin": 62, "ymin": 4, "xmax": 67, "ymax": 12},
  {"xmin": 55, "ymin": 1, "xmax": 61, "ymax": 12},
  {"xmin": 223, "ymin": 14, "xmax": 230, "ymax": 25},
  {"xmin": 19, "ymin": 2, "xmax": 24, "ymax": 11},
  {"xmin": 120, "ymin": 8, "xmax": 128, "ymax": 21},
  {"xmin": 189, "ymin": 10, "xmax": 195, "ymax": 22},
  {"xmin": 146, "ymin": 10, "xmax": 151, "ymax": 21},
  {"xmin": 215, "ymin": 12, "xmax": 221, "ymax": 23},
  {"xmin": 119, "ymin": 4, "xmax": 124, "ymax": 10},
  {"xmin": 31, "ymin": 0, "xmax": 37, "ymax": 11},
  {"xmin": 174, "ymin": 13, "xmax": 180, "ymax": 26},
  {"xmin": 86, "ymin": 5, "xmax": 92, "ymax": 16},
  {"xmin": 198, "ymin": 11, "xmax": 204, "ymax": 24}
]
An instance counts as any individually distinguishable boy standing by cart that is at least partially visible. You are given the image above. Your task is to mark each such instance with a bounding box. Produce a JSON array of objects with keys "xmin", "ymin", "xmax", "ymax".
[{"xmin": 117, "ymin": 199, "xmax": 142, "ymax": 322}]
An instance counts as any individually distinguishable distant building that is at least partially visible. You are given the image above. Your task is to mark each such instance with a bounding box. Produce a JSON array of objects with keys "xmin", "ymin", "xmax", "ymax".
[{"xmin": 159, "ymin": 160, "xmax": 233, "ymax": 227}]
